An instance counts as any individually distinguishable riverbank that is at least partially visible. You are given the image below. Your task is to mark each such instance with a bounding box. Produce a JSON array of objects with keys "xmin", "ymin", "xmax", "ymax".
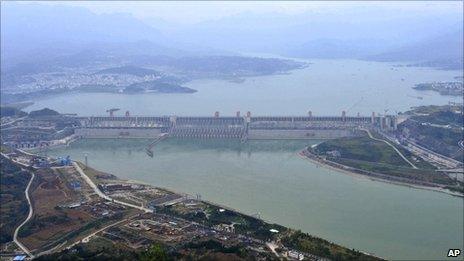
[
  {"xmin": 6, "ymin": 146, "xmax": 381, "ymax": 260},
  {"xmin": 41, "ymin": 138, "xmax": 464, "ymax": 260},
  {"xmin": 23, "ymin": 136, "xmax": 79, "ymax": 154},
  {"xmin": 79, "ymin": 161, "xmax": 382, "ymax": 260},
  {"xmin": 299, "ymin": 149, "xmax": 463, "ymax": 197}
]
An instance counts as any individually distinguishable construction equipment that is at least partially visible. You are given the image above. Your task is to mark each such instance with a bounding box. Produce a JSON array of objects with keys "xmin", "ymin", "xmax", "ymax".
[{"xmin": 106, "ymin": 108, "xmax": 120, "ymax": 117}]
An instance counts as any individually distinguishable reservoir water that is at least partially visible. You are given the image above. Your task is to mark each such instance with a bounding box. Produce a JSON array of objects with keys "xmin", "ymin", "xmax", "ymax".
[
  {"xmin": 47, "ymin": 139, "xmax": 463, "ymax": 260},
  {"xmin": 25, "ymin": 59, "xmax": 461, "ymax": 116},
  {"xmin": 30, "ymin": 59, "xmax": 463, "ymax": 260}
]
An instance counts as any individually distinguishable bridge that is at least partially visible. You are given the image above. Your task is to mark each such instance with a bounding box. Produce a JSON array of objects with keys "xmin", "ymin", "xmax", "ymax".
[
  {"xmin": 75, "ymin": 111, "xmax": 398, "ymax": 140},
  {"xmin": 146, "ymin": 133, "xmax": 168, "ymax": 157}
]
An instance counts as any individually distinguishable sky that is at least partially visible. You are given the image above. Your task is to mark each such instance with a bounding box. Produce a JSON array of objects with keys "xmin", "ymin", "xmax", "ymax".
[
  {"xmin": 30, "ymin": 1, "xmax": 463, "ymax": 25},
  {"xmin": 2, "ymin": 0, "xmax": 462, "ymax": 63}
]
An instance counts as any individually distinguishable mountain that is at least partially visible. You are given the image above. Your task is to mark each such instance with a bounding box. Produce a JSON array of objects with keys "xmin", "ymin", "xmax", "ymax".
[
  {"xmin": 0, "ymin": 3, "xmax": 231, "ymax": 69},
  {"xmin": 2, "ymin": 41, "xmax": 190, "ymax": 75},
  {"xmin": 160, "ymin": 6, "xmax": 463, "ymax": 55},
  {"xmin": 284, "ymin": 38, "xmax": 395, "ymax": 59},
  {"xmin": 2, "ymin": 2, "xmax": 462, "ymax": 68},
  {"xmin": 95, "ymin": 66, "xmax": 161, "ymax": 77},
  {"xmin": 1, "ymin": 2, "xmax": 161, "ymax": 58},
  {"xmin": 366, "ymin": 30, "xmax": 463, "ymax": 70}
]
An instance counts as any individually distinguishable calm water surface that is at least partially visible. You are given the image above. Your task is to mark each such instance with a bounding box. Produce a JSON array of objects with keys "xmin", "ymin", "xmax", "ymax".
[
  {"xmin": 47, "ymin": 139, "xmax": 464, "ymax": 260},
  {"xmin": 25, "ymin": 59, "xmax": 461, "ymax": 116},
  {"xmin": 33, "ymin": 59, "xmax": 464, "ymax": 260}
]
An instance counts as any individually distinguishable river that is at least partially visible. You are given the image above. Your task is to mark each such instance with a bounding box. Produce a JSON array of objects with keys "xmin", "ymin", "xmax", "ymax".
[
  {"xmin": 24, "ymin": 59, "xmax": 461, "ymax": 116},
  {"xmin": 28, "ymin": 59, "xmax": 463, "ymax": 260},
  {"xmin": 46, "ymin": 139, "xmax": 463, "ymax": 260}
]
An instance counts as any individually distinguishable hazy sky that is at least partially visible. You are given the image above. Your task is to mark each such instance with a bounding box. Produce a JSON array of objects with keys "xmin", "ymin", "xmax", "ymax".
[{"xmin": 33, "ymin": 1, "xmax": 462, "ymax": 24}]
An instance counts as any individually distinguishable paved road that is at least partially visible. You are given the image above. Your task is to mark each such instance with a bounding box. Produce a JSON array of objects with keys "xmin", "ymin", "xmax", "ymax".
[
  {"xmin": 13, "ymin": 172, "xmax": 35, "ymax": 258},
  {"xmin": 362, "ymin": 128, "xmax": 418, "ymax": 169},
  {"xmin": 0, "ymin": 116, "xmax": 27, "ymax": 128},
  {"xmin": 266, "ymin": 242, "xmax": 280, "ymax": 257},
  {"xmin": 72, "ymin": 162, "xmax": 153, "ymax": 213},
  {"xmin": 65, "ymin": 217, "xmax": 132, "ymax": 250},
  {"xmin": 3, "ymin": 151, "xmax": 152, "ymax": 258},
  {"xmin": 402, "ymin": 138, "xmax": 462, "ymax": 168}
]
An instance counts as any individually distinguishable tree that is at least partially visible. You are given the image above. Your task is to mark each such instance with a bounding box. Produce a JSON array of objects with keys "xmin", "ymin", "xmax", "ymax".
[{"xmin": 139, "ymin": 244, "xmax": 168, "ymax": 261}]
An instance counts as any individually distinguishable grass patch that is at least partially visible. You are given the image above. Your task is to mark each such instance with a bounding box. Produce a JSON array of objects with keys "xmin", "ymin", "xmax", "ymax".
[
  {"xmin": 77, "ymin": 162, "xmax": 117, "ymax": 185},
  {"xmin": 311, "ymin": 134, "xmax": 456, "ymax": 186},
  {"xmin": 282, "ymin": 230, "xmax": 381, "ymax": 260},
  {"xmin": 315, "ymin": 136, "xmax": 411, "ymax": 167},
  {"xmin": 334, "ymin": 158, "xmax": 454, "ymax": 185}
]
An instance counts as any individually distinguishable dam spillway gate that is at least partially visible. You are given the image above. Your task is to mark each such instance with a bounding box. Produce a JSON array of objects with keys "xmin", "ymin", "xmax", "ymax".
[{"xmin": 75, "ymin": 113, "xmax": 398, "ymax": 140}]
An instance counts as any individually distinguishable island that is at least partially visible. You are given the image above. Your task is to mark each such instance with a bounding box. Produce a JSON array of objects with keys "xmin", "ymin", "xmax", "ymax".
[{"xmin": 413, "ymin": 81, "xmax": 463, "ymax": 96}]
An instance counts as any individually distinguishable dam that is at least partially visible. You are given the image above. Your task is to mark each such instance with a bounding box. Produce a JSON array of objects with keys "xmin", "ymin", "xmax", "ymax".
[{"xmin": 75, "ymin": 111, "xmax": 398, "ymax": 140}]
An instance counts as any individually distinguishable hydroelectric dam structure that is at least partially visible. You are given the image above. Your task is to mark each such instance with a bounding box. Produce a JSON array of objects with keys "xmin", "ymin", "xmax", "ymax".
[{"xmin": 75, "ymin": 111, "xmax": 398, "ymax": 140}]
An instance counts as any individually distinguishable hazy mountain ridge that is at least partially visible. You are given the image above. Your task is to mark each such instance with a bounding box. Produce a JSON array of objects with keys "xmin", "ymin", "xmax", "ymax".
[
  {"xmin": 145, "ymin": 56, "xmax": 306, "ymax": 76},
  {"xmin": 95, "ymin": 66, "xmax": 162, "ymax": 77},
  {"xmin": 1, "ymin": 3, "xmax": 232, "ymax": 69},
  {"xmin": 159, "ymin": 7, "xmax": 462, "ymax": 59},
  {"xmin": 1, "ymin": 2, "xmax": 462, "ymax": 73},
  {"xmin": 284, "ymin": 38, "xmax": 395, "ymax": 59},
  {"xmin": 1, "ymin": 3, "xmax": 161, "ymax": 64},
  {"xmin": 365, "ymin": 29, "xmax": 463, "ymax": 70}
]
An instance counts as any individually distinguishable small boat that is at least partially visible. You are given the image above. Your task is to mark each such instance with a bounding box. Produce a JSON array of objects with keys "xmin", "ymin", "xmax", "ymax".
[{"xmin": 407, "ymin": 94, "xmax": 423, "ymax": 100}]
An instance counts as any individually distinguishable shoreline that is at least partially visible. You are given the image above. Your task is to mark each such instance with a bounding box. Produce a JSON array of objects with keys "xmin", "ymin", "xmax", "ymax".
[
  {"xmin": 298, "ymin": 149, "xmax": 463, "ymax": 198},
  {"xmin": 71, "ymin": 159, "xmax": 383, "ymax": 260},
  {"xmin": 80, "ymin": 164, "xmax": 277, "ymax": 225},
  {"xmin": 3, "ymin": 65, "xmax": 306, "ymax": 107},
  {"xmin": 6, "ymin": 145, "xmax": 458, "ymax": 260},
  {"xmin": 31, "ymin": 137, "xmax": 463, "ymax": 198},
  {"xmin": 11, "ymin": 151, "xmax": 379, "ymax": 259},
  {"xmin": 28, "ymin": 138, "xmax": 462, "ymax": 198}
]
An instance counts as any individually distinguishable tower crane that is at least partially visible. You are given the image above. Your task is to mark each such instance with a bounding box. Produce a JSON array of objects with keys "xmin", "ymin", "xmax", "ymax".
[{"xmin": 106, "ymin": 108, "xmax": 120, "ymax": 117}]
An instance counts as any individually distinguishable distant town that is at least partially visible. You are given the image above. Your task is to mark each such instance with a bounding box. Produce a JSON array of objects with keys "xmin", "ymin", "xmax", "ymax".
[
  {"xmin": 1, "ymin": 56, "xmax": 307, "ymax": 104},
  {"xmin": 414, "ymin": 81, "xmax": 463, "ymax": 96}
]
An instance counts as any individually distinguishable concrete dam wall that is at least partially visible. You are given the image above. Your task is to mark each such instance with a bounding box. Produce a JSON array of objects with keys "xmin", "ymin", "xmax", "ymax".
[
  {"xmin": 75, "ymin": 128, "xmax": 163, "ymax": 138},
  {"xmin": 75, "ymin": 114, "xmax": 397, "ymax": 140},
  {"xmin": 248, "ymin": 129, "xmax": 357, "ymax": 139},
  {"xmin": 75, "ymin": 127, "xmax": 359, "ymax": 140}
]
